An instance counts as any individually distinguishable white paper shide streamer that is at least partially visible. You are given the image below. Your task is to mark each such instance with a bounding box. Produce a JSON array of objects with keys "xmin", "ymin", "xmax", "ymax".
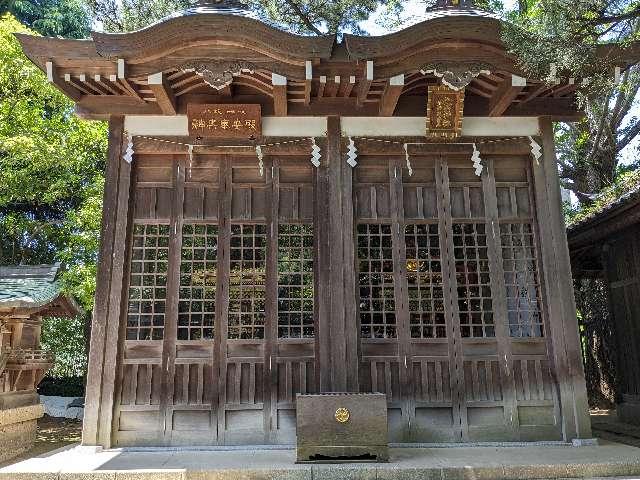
[
  {"xmin": 404, "ymin": 143, "xmax": 413, "ymax": 176},
  {"xmin": 123, "ymin": 131, "xmax": 134, "ymax": 163},
  {"xmin": 256, "ymin": 145, "xmax": 264, "ymax": 176},
  {"xmin": 471, "ymin": 144, "xmax": 483, "ymax": 176},
  {"xmin": 528, "ymin": 136, "xmax": 542, "ymax": 164},
  {"xmin": 346, "ymin": 137, "xmax": 358, "ymax": 167},
  {"xmin": 310, "ymin": 137, "xmax": 321, "ymax": 167}
]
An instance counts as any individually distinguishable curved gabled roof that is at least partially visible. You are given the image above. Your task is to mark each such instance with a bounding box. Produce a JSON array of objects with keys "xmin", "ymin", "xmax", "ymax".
[
  {"xmin": 91, "ymin": 13, "xmax": 336, "ymax": 65},
  {"xmin": 0, "ymin": 264, "xmax": 82, "ymax": 317}
]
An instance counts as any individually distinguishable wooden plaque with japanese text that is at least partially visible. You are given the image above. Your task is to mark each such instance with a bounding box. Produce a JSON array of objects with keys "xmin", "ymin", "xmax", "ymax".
[{"xmin": 188, "ymin": 104, "xmax": 261, "ymax": 138}]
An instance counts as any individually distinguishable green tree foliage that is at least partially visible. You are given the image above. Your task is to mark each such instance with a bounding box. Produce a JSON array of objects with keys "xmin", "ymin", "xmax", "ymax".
[
  {"xmin": 0, "ymin": 14, "xmax": 107, "ymax": 312},
  {"xmin": 41, "ymin": 315, "xmax": 87, "ymax": 377},
  {"xmin": 1, "ymin": 0, "xmax": 91, "ymax": 38},
  {"xmin": 87, "ymin": 0, "xmax": 396, "ymax": 34},
  {"xmin": 503, "ymin": 0, "xmax": 640, "ymax": 203}
]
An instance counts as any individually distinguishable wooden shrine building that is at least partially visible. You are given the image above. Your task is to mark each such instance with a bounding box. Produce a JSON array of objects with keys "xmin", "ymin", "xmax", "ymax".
[
  {"xmin": 568, "ymin": 182, "xmax": 640, "ymax": 426},
  {"xmin": 17, "ymin": 0, "xmax": 633, "ymax": 448},
  {"xmin": 0, "ymin": 264, "xmax": 81, "ymax": 461}
]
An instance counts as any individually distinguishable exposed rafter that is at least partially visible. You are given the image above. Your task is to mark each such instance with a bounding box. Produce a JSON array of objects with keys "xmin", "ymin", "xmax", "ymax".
[
  {"xmin": 488, "ymin": 75, "xmax": 524, "ymax": 117},
  {"xmin": 357, "ymin": 61, "xmax": 373, "ymax": 107},
  {"xmin": 148, "ymin": 72, "xmax": 177, "ymax": 115},
  {"xmin": 272, "ymin": 73, "xmax": 287, "ymax": 116},
  {"xmin": 378, "ymin": 74, "xmax": 404, "ymax": 116}
]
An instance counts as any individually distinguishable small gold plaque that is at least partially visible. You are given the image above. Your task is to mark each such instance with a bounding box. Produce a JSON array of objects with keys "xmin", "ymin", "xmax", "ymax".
[{"xmin": 334, "ymin": 407, "xmax": 350, "ymax": 423}]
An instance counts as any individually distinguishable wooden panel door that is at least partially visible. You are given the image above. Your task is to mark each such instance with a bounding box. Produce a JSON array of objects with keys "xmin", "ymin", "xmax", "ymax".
[
  {"xmin": 400, "ymin": 156, "xmax": 461, "ymax": 442},
  {"xmin": 268, "ymin": 157, "xmax": 317, "ymax": 444},
  {"xmin": 354, "ymin": 157, "xmax": 411, "ymax": 442}
]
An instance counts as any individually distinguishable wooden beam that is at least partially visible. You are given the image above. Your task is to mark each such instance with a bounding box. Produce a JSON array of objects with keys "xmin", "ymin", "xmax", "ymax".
[
  {"xmin": 272, "ymin": 73, "xmax": 287, "ymax": 116},
  {"xmin": 533, "ymin": 117, "xmax": 593, "ymax": 440},
  {"xmin": 304, "ymin": 60, "xmax": 312, "ymax": 106},
  {"xmin": 75, "ymin": 95, "xmax": 161, "ymax": 118},
  {"xmin": 317, "ymin": 76, "xmax": 326, "ymax": 98},
  {"xmin": 504, "ymin": 97, "xmax": 582, "ymax": 119},
  {"xmin": 117, "ymin": 58, "xmax": 143, "ymax": 100},
  {"xmin": 82, "ymin": 116, "xmax": 128, "ymax": 447},
  {"xmin": 378, "ymin": 74, "xmax": 404, "ymax": 116},
  {"xmin": 148, "ymin": 72, "xmax": 177, "ymax": 115},
  {"xmin": 356, "ymin": 61, "xmax": 373, "ymax": 107},
  {"xmin": 45, "ymin": 61, "xmax": 83, "ymax": 101},
  {"xmin": 488, "ymin": 75, "xmax": 524, "ymax": 117}
]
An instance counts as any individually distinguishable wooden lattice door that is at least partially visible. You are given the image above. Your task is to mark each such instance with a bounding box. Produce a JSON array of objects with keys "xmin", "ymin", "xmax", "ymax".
[{"xmin": 355, "ymin": 152, "xmax": 561, "ymax": 443}]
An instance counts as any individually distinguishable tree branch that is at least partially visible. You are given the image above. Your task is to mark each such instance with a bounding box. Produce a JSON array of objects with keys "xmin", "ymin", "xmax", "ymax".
[
  {"xmin": 281, "ymin": 0, "xmax": 323, "ymax": 35},
  {"xmin": 582, "ymin": 8, "xmax": 640, "ymax": 26}
]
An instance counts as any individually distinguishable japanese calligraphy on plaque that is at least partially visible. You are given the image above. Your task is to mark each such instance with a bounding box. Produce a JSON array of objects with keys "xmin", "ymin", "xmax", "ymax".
[
  {"xmin": 426, "ymin": 85, "xmax": 465, "ymax": 140},
  {"xmin": 187, "ymin": 104, "xmax": 261, "ymax": 138}
]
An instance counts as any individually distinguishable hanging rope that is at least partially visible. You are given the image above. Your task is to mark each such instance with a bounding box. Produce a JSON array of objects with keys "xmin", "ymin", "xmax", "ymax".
[
  {"xmin": 528, "ymin": 136, "xmax": 542, "ymax": 164},
  {"xmin": 404, "ymin": 143, "xmax": 413, "ymax": 177},
  {"xmin": 346, "ymin": 137, "xmax": 357, "ymax": 167},
  {"xmin": 471, "ymin": 143, "xmax": 483, "ymax": 176},
  {"xmin": 310, "ymin": 137, "xmax": 321, "ymax": 167},
  {"xmin": 123, "ymin": 130, "xmax": 134, "ymax": 163},
  {"xmin": 256, "ymin": 145, "xmax": 264, "ymax": 176}
]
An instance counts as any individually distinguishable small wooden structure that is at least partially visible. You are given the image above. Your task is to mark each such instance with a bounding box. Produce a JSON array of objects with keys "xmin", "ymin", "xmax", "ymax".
[
  {"xmin": 0, "ymin": 264, "xmax": 81, "ymax": 462},
  {"xmin": 568, "ymin": 185, "xmax": 640, "ymax": 426},
  {"xmin": 17, "ymin": 0, "xmax": 635, "ymax": 448}
]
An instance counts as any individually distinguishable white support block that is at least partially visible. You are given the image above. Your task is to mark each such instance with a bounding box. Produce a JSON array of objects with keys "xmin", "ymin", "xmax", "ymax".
[
  {"xmin": 79, "ymin": 74, "xmax": 86, "ymax": 82},
  {"xmin": 320, "ymin": 76, "xmax": 327, "ymax": 84},
  {"xmin": 511, "ymin": 74, "xmax": 527, "ymax": 87},
  {"xmin": 349, "ymin": 76, "xmax": 356, "ymax": 84},
  {"xmin": 390, "ymin": 74, "xmax": 404, "ymax": 86},
  {"xmin": 109, "ymin": 74, "xmax": 117, "ymax": 82},
  {"xmin": 45, "ymin": 61, "xmax": 53, "ymax": 82},
  {"xmin": 64, "ymin": 73, "xmax": 71, "ymax": 82},
  {"xmin": 305, "ymin": 61, "xmax": 313, "ymax": 80},
  {"xmin": 271, "ymin": 73, "xmax": 287, "ymax": 86},
  {"xmin": 148, "ymin": 72, "xmax": 163, "ymax": 85},
  {"xmin": 334, "ymin": 76, "xmax": 341, "ymax": 84},
  {"xmin": 117, "ymin": 59, "xmax": 125, "ymax": 79},
  {"xmin": 94, "ymin": 74, "xmax": 101, "ymax": 82}
]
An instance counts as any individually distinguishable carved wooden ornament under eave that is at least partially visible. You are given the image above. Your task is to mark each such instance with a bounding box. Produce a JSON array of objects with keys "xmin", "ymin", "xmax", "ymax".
[{"xmin": 426, "ymin": 85, "xmax": 465, "ymax": 141}]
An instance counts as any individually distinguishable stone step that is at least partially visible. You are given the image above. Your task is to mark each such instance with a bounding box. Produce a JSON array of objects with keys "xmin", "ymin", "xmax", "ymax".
[{"xmin": 2, "ymin": 443, "xmax": 640, "ymax": 480}]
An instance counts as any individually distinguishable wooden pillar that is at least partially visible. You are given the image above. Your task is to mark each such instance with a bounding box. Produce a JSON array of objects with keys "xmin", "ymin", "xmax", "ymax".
[
  {"xmin": 315, "ymin": 116, "xmax": 359, "ymax": 392},
  {"xmin": 82, "ymin": 116, "xmax": 133, "ymax": 447},
  {"xmin": 532, "ymin": 117, "xmax": 592, "ymax": 440}
]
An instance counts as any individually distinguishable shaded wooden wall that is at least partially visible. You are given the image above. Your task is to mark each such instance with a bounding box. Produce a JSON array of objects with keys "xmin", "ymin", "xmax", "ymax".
[
  {"xmin": 83, "ymin": 117, "xmax": 591, "ymax": 448},
  {"xmin": 601, "ymin": 224, "xmax": 640, "ymax": 412}
]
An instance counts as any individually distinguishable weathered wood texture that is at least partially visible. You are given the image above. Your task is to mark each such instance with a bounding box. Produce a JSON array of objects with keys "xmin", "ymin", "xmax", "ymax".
[
  {"xmin": 601, "ymin": 224, "xmax": 640, "ymax": 419},
  {"xmin": 82, "ymin": 116, "xmax": 132, "ymax": 447},
  {"xmin": 85, "ymin": 126, "xmax": 586, "ymax": 447},
  {"xmin": 530, "ymin": 117, "xmax": 591, "ymax": 440}
]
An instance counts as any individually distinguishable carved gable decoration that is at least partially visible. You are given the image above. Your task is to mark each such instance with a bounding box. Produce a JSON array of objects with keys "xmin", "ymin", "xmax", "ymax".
[
  {"xmin": 181, "ymin": 61, "xmax": 258, "ymax": 90},
  {"xmin": 421, "ymin": 62, "xmax": 492, "ymax": 91},
  {"xmin": 426, "ymin": 85, "xmax": 465, "ymax": 141}
]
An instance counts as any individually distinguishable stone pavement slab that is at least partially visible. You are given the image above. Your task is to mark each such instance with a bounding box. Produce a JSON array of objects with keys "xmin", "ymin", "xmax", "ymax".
[{"xmin": 1, "ymin": 442, "xmax": 640, "ymax": 480}]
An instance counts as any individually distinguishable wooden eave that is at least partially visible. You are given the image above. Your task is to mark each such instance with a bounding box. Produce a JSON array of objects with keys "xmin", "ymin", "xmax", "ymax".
[
  {"xmin": 567, "ymin": 194, "xmax": 640, "ymax": 250},
  {"xmin": 91, "ymin": 14, "xmax": 335, "ymax": 64},
  {"xmin": 15, "ymin": 9, "xmax": 598, "ymax": 119}
]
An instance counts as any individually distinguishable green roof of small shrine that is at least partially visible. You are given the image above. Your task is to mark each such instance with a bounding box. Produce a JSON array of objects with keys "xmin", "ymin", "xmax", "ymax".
[{"xmin": 0, "ymin": 264, "xmax": 81, "ymax": 316}]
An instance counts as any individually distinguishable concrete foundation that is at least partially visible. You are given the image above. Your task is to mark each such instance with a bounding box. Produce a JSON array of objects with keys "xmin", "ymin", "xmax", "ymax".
[
  {"xmin": 2, "ymin": 442, "xmax": 640, "ymax": 480},
  {"xmin": 0, "ymin": 403, "xmax": 44, "ymax": 463}
]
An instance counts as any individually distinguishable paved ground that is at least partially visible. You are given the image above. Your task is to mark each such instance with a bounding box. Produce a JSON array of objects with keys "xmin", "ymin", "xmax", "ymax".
[
  {"xmin": 2, "ymin": 412, "xmax": 640, "ymax": 479},
  {"xmin": 2, "ymin": 442, "xmax": 640, "ymax": 479}
]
